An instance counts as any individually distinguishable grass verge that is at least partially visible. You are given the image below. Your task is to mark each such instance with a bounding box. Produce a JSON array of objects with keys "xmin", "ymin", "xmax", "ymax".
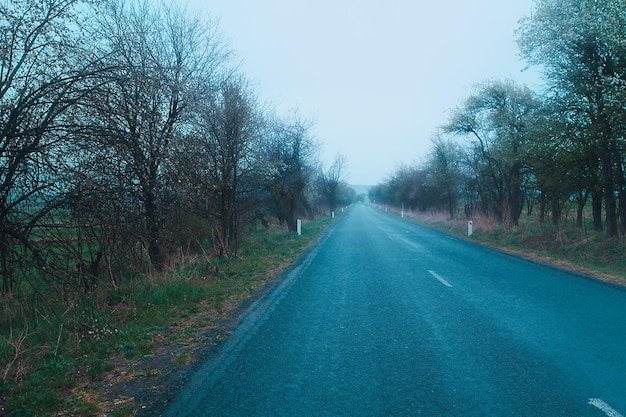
[
  {"xmin": 392, "ymin": 208, "xmax": 626, "ymax": 285},
  {"xmin": 0, "ymin": 215, "xmax": 337, "ymax": 417}
]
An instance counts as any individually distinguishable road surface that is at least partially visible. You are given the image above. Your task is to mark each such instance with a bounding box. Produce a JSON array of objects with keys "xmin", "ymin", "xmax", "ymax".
[{"xmin": 166, "ymin": 204, "xmax": 626, "ymax": 416}]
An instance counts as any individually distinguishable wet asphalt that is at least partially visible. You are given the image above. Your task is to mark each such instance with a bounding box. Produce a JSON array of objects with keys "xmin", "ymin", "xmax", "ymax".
[{"xmin": 166, "ymin": 204, "xmax": 626, "ymax": 416}]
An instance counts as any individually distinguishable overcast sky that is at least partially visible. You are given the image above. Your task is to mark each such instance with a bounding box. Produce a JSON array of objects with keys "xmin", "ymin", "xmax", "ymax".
[{"xmin": 185, "ymin": 0, "xmax": 542, "ymax": 185}]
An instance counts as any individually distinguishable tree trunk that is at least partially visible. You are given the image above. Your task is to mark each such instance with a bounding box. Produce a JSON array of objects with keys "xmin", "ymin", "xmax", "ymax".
[
  {"xmin": 619, "ymin": 190, "xmax": 626, "ymax": 236},
  {"xmin": 286, "ymin": 195, "xmax": 298, "ymax": 233},
  {"xmin": 0, "ymin": 235, "xmax": 11, "ymax": 295},
  {"xmin": 539, "ymin": 193, "xmax": 546, "ymax": 225},
  {"xmin": 604, "ymin": 191, "xmax": 618, "ymax": 237},
  {"xmin": 551, "ymin": 198, "xmax": 562, "ymax": 226},
  {"xmin": 576, "ymin": 190, "xmax": 588, "ymax": 229},
  {"xmin": 617, "ymin": 164, "xmax": 626, "ymax": 235},
  {"xmin": 592, "ymin": 189, "xmax": 603, "ymax": 232},
  {"xmin": 507, "ymin": 167, "xmax": 524, "ymax": 226},
  {"xmin": 599, "ymin": 126, "xmax": 618, "ymax": 236},
  {"xmin": 145, "ymin": 191, "xmax": 165, "ymax": 270},
  {"xmin": 447, "ymin": 189, "xmax": 455, "ymax": 220},
  {"xmin": 602, "ymin": 152, "xmax": 618, "ymax": 237}
]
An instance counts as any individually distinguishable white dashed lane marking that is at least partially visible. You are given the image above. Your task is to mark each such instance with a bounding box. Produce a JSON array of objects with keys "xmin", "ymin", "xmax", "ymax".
[
  {"xmin": 589, "ymin": 398, "xmax": 624, "ymax": 417},
  {"xmin": 428, "ymin": 270, "xmax": 452, "ymax": 288}
]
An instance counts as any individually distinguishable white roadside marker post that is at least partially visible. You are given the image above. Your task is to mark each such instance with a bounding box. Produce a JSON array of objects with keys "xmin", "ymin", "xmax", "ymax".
[
  {"xmin": 468, "ymin": 220, "xmax": 473, "ymax": 237},
  {"xmin": 297, "ymin": 219, "xmax": 302, "ymax": 236}
]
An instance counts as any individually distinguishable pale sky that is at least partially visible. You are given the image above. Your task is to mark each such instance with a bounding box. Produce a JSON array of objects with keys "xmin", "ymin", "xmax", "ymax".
[{"xmin": 185, "ymin": 0, "xmax": 542, "ymax": 185}]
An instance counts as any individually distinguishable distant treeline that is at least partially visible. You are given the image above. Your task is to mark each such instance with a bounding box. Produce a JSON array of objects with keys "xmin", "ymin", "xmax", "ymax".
[
  {"xmin": 0, "ymin": 0, "xmax": 355, "ymax": 296},
  {"xmin": 371, "ymin": 0, "xmax": 626, "ymax": 236}
]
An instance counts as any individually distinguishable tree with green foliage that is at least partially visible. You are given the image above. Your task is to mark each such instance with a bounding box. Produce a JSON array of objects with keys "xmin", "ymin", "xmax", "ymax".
[
  {"xmin": 524, "ymin": 97, "xmax": 600, "ymax": 228},
  {"xmin": 445, "ymin": 80, "xmax": 542, "ymax": 226},
  {"xmin": 517, "ymin": 0, "xmax": 626, "ymax": 236}
]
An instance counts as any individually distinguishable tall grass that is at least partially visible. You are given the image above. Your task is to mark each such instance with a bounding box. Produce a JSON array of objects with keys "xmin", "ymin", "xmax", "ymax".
[{"xmin": 0, "ymin": 215, "xmax": 336, "ymax": 416}]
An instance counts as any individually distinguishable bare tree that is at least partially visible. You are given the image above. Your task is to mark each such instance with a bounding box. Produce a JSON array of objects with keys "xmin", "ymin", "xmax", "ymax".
[
  {"xmin": 0, "ymin": 0, "xmax": 103, "ymax": 294},
  {"xmin": 425, "ymin": 135, "xmax": 462, "ymax": 219},
  {"xmin": 261, "ymin": 113, "xmax": 317, "ymax": 232},
  {"xmin": 317, "ymin": 154, "xmax": 347, "ymax": 216},
  {"xmin": 86, "ymin": 0, "xmax": 228, "ymax": 269},
  {"xmin": 369, "ymin": 165, "xmax": 435, "ymax": 211},
  {"xmin": 179, "ymin": 75, "xmax": 261, "ymax": 258}
]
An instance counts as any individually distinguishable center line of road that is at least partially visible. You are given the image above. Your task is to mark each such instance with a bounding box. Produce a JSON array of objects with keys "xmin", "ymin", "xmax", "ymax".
[
  {"xmin": 589, "ymin": 398, "xmax": 624, "ymax": 417},
  {"xmin": 428, "ymin": 270, "xmax": 452, "ymax": 288}
]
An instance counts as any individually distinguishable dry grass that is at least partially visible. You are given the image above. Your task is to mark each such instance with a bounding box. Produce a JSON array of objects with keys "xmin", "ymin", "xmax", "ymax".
[
  {"xmin": 390, "ymin": 207, "xmax": 626, "ymax": 285},
  {"xmin": 398, "ymin": 209, "xmax": 501, "ymax": 237}
]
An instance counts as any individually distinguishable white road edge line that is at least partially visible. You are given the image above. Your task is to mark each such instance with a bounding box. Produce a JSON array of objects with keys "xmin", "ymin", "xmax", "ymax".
[
  {"xmin": 589, "ymin": 398, "xmax": 624, "ymax": 417},
  {"xmin": 428, "ymin": 270, "xmax": 452, "ymax": 288}
]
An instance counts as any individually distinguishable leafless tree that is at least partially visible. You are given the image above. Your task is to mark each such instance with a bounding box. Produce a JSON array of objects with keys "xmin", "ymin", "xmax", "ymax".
[
  {"xmin": 317, "ymin": 154, "xmax": 347, "ymax": 215},
  {"xmin": 178, "ymin": 75, "xmax": 262, "ymax": 258},
  {"xmin": 261, "ymin": 113, "xmax": 318, "ymax": 232},
  {"xmin": 425, "ymin": 135, "xmax": 462, "ymax": 219},
  {"xmin": 0, "ymin": 0, "xmax": 104, "ymax": 294},
  {"xmin": 85, "ymin": 0, "xmax": 229, "ymax": 269}
]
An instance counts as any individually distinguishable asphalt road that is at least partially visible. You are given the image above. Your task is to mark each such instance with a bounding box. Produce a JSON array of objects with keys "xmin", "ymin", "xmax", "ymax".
[{"xmin": 166, "ymin": 204, "xmax": 626, "ymax": 417}]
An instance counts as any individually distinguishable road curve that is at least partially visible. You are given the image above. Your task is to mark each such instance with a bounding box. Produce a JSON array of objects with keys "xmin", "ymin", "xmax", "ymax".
[{"xmin": 166, "ymin": 204, "xmax": 626, "ymax": 417}]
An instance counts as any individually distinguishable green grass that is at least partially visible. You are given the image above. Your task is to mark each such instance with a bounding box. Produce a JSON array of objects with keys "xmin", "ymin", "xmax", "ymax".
[{"xmin": 0, "ymin": 214, "xmax": 338, "ymax": 416}]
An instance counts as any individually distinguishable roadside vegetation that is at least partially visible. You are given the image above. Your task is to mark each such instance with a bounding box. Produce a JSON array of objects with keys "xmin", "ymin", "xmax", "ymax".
[
  {"xmin": 0, "ymin": 0, "xmax": 354, "ymax": 415},
  {"xmin": 0, "ymin": 216, "xmax": 336, "ymax": 416},
  {"xmin": 386, "ymin": 208, "xmax": 626, "ymax": 284},
  {"xmin": 4, "ymin": 0, "xmax": 626, "ymax": 413},
  {"xmin": 371, "ymin": 0, "xmax": 626, "ymax": 283}
]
